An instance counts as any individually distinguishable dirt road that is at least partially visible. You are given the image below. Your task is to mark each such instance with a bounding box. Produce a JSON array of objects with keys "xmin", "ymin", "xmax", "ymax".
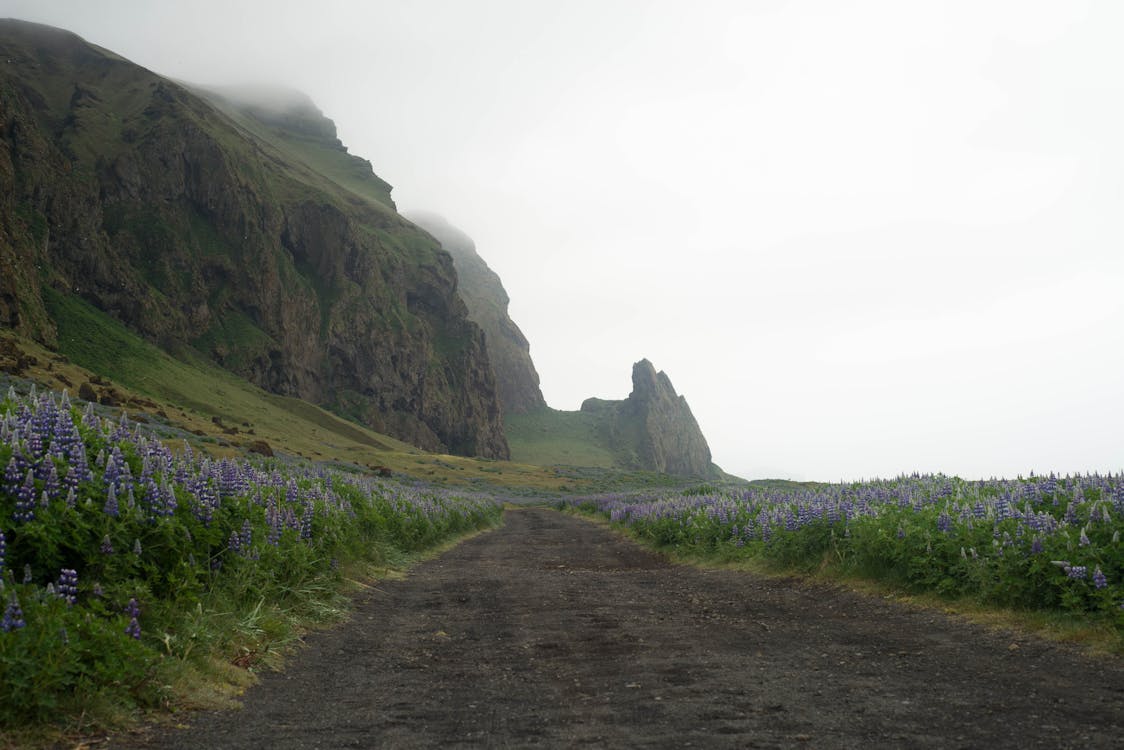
[{"xmin": 120, "ymin": 508, "xmax": 1124, "ymax": 748}]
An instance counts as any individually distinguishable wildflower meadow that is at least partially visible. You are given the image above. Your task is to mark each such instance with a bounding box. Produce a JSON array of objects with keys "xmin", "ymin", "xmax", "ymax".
[
  {"xmin": 0, "ymin": 385, "xmax": 501, "ymax": 726},
  {"xmin": 569, "ymin": 473, "xmax": 1124, "ymax": 625}
]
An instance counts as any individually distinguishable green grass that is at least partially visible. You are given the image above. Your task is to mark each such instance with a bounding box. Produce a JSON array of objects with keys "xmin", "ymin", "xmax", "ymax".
[
  {"xmin": 193, "ymin": 310, "xmax": 279, "ymax": 374},
  {"xmin": 41, "ymin": 286, "xmax": 413, "ymax": 460},
  {"xmin": 18, "ymin": 296, "xmax": 613, "ymax": 492},
  {"xmin": 193, "ymin": 89, "xmax": 398, "ymax": 215},
  {"xmin": 505, "ymin": 406, "xmax": 619, "ymax": 468},
  {"xmin": 43, "ymin": 286, "xmax": 159, "ymax": 381},
  {"xmin": 273, "ymin": 130, "xmax": 395, "ymax": 210}
]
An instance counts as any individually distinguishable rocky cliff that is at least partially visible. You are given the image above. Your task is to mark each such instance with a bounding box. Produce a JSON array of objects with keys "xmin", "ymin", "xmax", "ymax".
[
  {"xmin": 580, "ymin": 360, "xmax": 717, "ymax": 477},
  {"xmin": 0, "ymin": 20, "xmax": 508, "ymax": 458},
  {"xmin": 405, "ymin": 212, "xmax": 545, "ymax": 415}
]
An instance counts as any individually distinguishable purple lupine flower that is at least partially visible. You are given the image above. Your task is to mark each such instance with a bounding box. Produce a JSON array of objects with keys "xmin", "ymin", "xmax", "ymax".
[
  {"xmin": 103, "ymin": 484, "xmax": 119, "ymax": 517},
  {"xmin": 2, "ymin": 594, "xmax": 25, "ymax": 631},
  {"xmin": 111, "ymin": 414, "xmax": 132, "ymax": 443},
  {"xmin": 56, "ymin": 568, "xmax": 78, "ymax": 606},
  {"xmin": 1079, "ymin": 527, "xmax": 1091, "ymax": 547},
  {"xmin": 132, "ymin": 538, "xmax": 142, "ymax": 557},
  {"xmin": 118, "ymin": 462, "xmax": 134, "ymax": 496},
  {"xmin": 68, "ymin": 442, "xmax": 92, "ymax": 483},
  {"xmin": 13, "ymin": 470, "xmax": 36, "ymax": 523},
  {"xmin": 165, "ymin": 480, "xmax": 179, "ymax": 515},
  {"xmin": 1064, "ymin": 502, "xmax": 1079, "ymax": 526},
  {"xmin": 22, "ymin": 563, "xmax": 31, "ymax": 584},
  {"xmin": 299, "ymin": 507, "xmax": 314, "ymax": 540},
  {"xmin": 100, "ymin": 534, "xmax": 114, "ymax": 555},
  {"xmin": 125, "ymin": 616, "xmax": 142, "ymax": 640},
  {"xmin": 1030, "ymin": 537, "xmax": 1044, "ymax": 555},
  {"xmin": 267, "ymin": 507, "xmax": 282, "ymax": 546},
  {"xmin": 2, "ymin": 452, "xmax": 25, "ymax": 495},
  {"xmin": 1065, "ymin": 565, "xmax": 1087, "ymax": 580},
  {"xmin": 44, "ymin": 461, "xmax": 61, "ymax": 500},
  {"xmin": 0, "ymin": 530, "xmax": 5, "ymax": 573},
  {"xmin": 1093, "ymin": 567, "xmax": 1108, "ymax": 589}
]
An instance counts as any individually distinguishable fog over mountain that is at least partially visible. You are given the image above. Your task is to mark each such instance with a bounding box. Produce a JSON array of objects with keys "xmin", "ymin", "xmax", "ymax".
[{"xmin": 4, "ymin": 0, "xmax": 1122, "ymax": 480}]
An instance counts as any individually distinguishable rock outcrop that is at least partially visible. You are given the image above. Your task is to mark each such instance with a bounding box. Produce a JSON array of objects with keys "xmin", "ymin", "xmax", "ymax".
[
  {"xmin": 0, "ymin": 20, "xmax": 508, "ymax": 458},
  {"xmin": 405, "ymin": 212, "xmax": 546, "ymax": 415},
  {"xmin": 581, "ymin": 360, "xmax": 717, "ymax": 477}
]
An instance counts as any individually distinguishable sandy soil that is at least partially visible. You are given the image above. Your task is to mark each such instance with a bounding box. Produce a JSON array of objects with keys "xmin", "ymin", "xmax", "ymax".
[{"xmin": 115, "ymin": 508, "xmax": 1124, "ymax": 748}]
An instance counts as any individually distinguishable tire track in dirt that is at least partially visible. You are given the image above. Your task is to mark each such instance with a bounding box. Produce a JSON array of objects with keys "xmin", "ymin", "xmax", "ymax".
[{"xmin": 119, "ymin": 508, "xmax": 1124, "ymax": 748}]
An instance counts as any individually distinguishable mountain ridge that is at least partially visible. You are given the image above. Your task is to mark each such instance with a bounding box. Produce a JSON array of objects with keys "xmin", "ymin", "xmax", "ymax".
[
  {"xmin": 404, "ymin": 211, "xmax": 546, "ymax": 416},
  {"xmin": 507, "ymin": 359, "xmax": 722, "ymax": 478},
  {"xmin": 0, "ymin": 19, "xmax": 508, "ymax": 458}
]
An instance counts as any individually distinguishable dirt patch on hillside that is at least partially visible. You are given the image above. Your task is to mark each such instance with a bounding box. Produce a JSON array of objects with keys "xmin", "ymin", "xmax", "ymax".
[{"xmin": 115, "ymin": 508, "xmax": 1124, "ymax": 748}]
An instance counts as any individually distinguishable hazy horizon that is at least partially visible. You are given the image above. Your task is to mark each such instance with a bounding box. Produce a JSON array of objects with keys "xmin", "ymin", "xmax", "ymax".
[{"xmin": 3, "ymin": 1, "xmax": 1122, "ymax": 482}]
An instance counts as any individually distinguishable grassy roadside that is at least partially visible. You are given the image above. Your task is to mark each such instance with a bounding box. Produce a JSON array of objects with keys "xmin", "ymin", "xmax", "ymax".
[
  {"xmin": 562, "ymin": 504, "xmax": 1124, "ymax": 657},
  {"xmin": 0, "ymin": 384, "xmax": 508, "ymax": 745},
  {"xmin": 1, "ymin": 504, "xmax": 504, "ymax": 750}
]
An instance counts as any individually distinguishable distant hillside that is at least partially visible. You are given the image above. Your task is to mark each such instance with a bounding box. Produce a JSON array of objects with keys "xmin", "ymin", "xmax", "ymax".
[
  {"xmin": 405, "ymin": 212, "xmax": 546, "ymax": 415},
  {"xmin": 508, "ymin": 360, "xmax": 722, "ymax": 478},
  {"xmin": 0, "ymin": 20, "xmax": 507, "ymax": 458}
]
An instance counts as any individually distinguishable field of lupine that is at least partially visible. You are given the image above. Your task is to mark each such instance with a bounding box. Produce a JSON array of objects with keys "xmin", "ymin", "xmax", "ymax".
[
  {"xmin": 0, "ymin": 386, "xmax": 502, "ymax": 727},
  {"xmin": 568, "ymin": 473, "xmax": 1124, "ymax": 628}
]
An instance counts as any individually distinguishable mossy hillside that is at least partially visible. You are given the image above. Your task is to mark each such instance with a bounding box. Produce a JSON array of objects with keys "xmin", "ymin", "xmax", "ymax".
[
  {"xmin": 193, "ymin": 85, "xmax": 397, "ymax": 213},
  {"xmin": 0, "ymin": 20, "xmax": 508, "ymax": 459},
  {"xmin": 6, "ymin": 304, "xmax": 579, "ymax": 493},
  {"xmin": 405, "ymin": 212, "xmax": 547, "ymax": 416},
  {"xmin": 507, "ymin": 361, "xmax": 727, "ymax": 480},
  {"xmin": 505, "ymin": 406, "xmax": 625, "ymax": 469}
]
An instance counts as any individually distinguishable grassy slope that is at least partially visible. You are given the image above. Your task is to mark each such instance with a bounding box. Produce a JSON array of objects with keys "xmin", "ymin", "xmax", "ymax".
[
  {"xmin": 193, "ymin": 90, "xmax": 398, "ymax": 215},
  {"xmin": 27, "ymin": 294, "xmax": 710, "ymax": 494},
  {"xmin": 31, "ymin": 291, "xmax": 580, "ymax": 491},
  {"xmin": 505, "ymin": 406, "xmax": 618, "ymax": 468}
]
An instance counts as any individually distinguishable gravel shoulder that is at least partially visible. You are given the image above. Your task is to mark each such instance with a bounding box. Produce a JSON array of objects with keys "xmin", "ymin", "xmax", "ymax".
[{"xmin": 116, "ymin": 508, "xmax": 1124, "ymax": 748}]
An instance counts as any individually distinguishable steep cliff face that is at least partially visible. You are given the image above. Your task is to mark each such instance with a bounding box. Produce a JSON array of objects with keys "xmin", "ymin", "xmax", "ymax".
[
  {"xmin": 580, "ymin": 360, "xmax": 717, "ymax": 477},
  {"xmin": 0, "ymin": 20, "xmax": 508, "ymax": 458},
  {"xmin": 405, "ymin": 212, "xmax": 545, "ymax": 416}
]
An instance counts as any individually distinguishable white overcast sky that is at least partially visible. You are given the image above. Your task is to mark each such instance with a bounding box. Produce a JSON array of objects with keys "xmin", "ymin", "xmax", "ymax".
[{"xmin": 4, "ymin": 0, "xmax": 1123, "ymax": 481}]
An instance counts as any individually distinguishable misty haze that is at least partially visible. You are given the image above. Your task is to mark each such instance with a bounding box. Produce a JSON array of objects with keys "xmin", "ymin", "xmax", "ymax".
[{"xmin": 0, "ymin": 2, "xmax": 1121, "ymax": 747}]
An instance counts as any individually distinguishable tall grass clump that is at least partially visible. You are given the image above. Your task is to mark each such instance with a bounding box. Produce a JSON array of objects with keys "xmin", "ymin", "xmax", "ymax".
[{"xmin": 0, "ymin": 386, "xmax": 501, "ymax": 728}]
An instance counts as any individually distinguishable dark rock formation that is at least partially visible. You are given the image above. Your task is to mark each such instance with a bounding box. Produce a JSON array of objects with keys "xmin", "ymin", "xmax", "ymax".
[
  {"xmin": 406, "ymin": 211, "xmax": 546, "ymax": 415},
  {"xmin": 0, "ymin": 20, "xmax": 508, "ymax": 458},
  {"xmin": 581, "ymin": 360, "xmax": 717, "ymax": 477}
]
